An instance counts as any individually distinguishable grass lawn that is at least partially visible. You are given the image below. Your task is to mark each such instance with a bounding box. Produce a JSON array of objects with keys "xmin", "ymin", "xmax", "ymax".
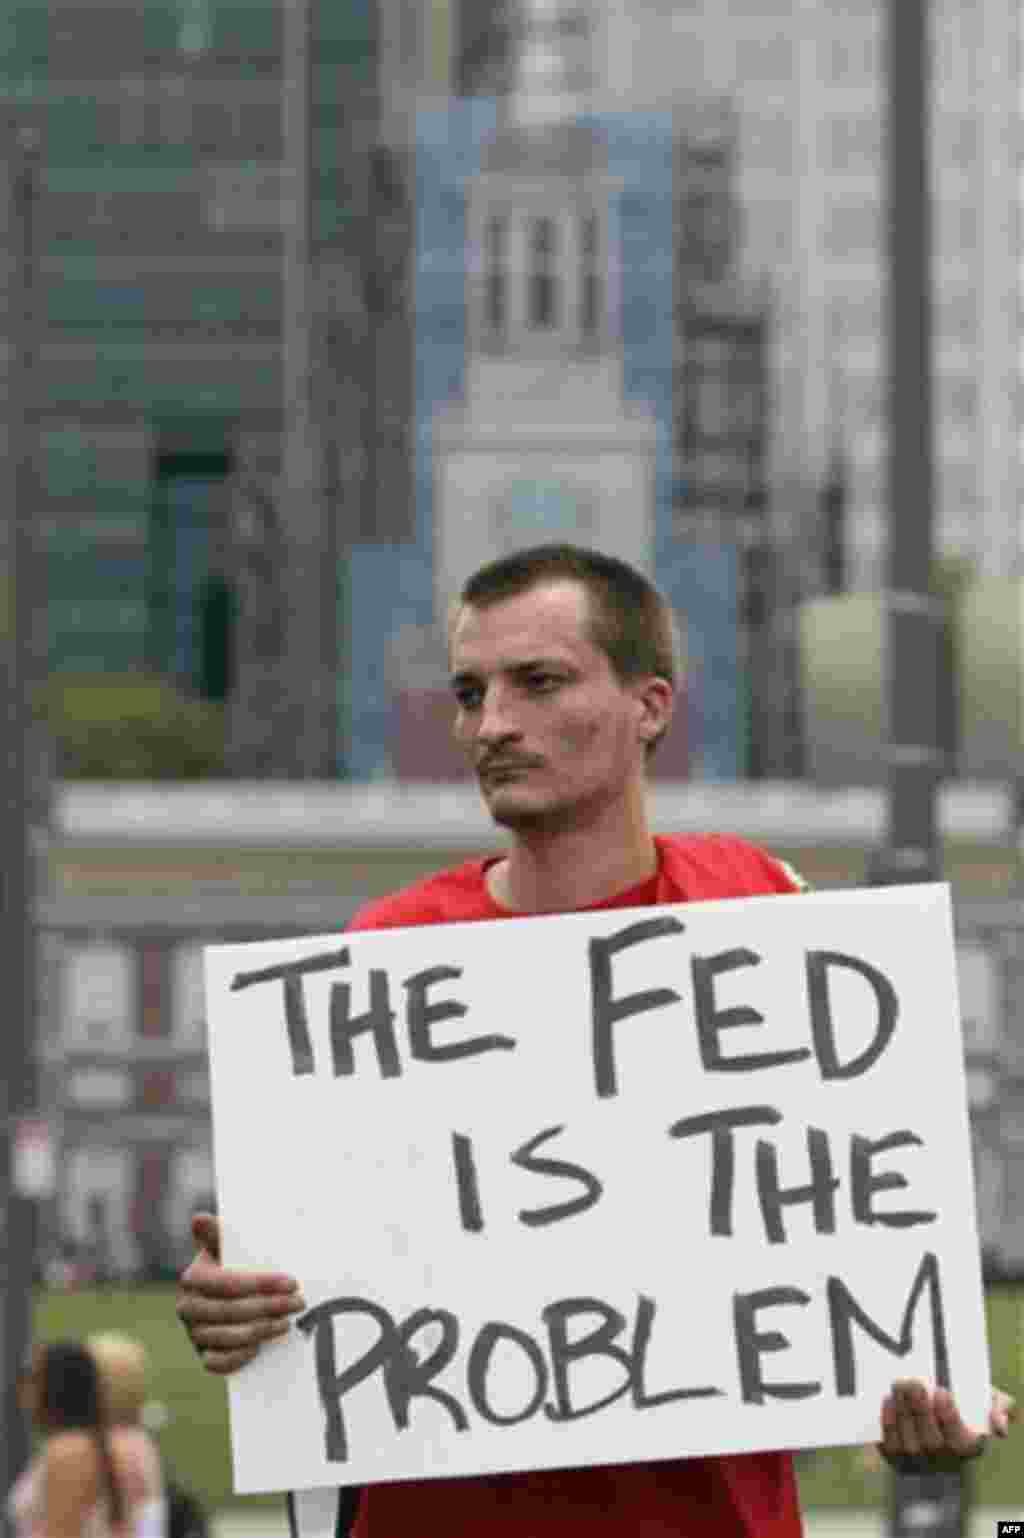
[{"xmin": 34, "ymin": 1282, "xmax": 1023, "ymax": 1514}]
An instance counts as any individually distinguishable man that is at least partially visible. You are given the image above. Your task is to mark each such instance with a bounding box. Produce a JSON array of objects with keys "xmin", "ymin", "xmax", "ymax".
[{"xmin": 177, "ymin": 544, "xmax": 1013, "ymax": 1536}]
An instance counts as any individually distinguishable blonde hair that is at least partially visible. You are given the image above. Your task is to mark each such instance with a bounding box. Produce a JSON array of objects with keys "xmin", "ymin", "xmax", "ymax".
[{"xmin": 87, "ymin": 1332, "xmax": 149, "ymax": 1425}]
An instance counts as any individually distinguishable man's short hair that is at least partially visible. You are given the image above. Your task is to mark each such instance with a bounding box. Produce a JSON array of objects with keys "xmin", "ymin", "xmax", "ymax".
[{"xmin": 454, "ymin": 543, "xmax": 683, "ymax": 688}]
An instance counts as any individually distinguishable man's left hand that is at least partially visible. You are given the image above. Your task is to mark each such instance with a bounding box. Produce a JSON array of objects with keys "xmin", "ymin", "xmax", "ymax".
[{"xmin": 879, "ymin": 1379, "xmax": 1017, "ymax": 1469}]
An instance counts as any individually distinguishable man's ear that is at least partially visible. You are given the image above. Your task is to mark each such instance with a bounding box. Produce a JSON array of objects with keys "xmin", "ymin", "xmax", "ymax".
[{"xmin": 635, "ymin": 675, "xmax": 674, "ymax": 746}]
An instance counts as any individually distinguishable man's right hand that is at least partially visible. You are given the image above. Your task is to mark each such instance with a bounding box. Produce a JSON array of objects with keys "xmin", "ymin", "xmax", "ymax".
[{"xmin": 176, "ymin": 1212, "xmax": 307, "ymax": 1376}]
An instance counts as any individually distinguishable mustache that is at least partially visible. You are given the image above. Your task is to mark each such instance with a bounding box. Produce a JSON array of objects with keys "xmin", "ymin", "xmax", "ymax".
[{"xmin": 477, "ymin": 754, "xmax": 544, "ymax": 775}]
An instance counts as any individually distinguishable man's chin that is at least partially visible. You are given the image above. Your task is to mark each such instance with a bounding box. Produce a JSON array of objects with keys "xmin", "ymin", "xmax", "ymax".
[
  {"xmin": 481, "ymin": 786, "xmax": 574, "ymax": 833},
  {"xmin": 480, "ymin": 785, "xmax": 548, "ymax": 829}
]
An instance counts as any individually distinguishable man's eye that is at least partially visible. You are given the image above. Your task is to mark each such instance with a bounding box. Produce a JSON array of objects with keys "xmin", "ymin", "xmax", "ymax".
[
  {"xmin": 453, "ymin": 685, "xmax": 482, "ymax": 709},
  {"xmin": 525, "ymin": 673, "xmax": 560, "ymax": 692}
]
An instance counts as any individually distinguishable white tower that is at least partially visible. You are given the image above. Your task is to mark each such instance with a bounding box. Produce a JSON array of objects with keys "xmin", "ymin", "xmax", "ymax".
[
  {"xmin": 510, "ymin": 0, "xmax": 595, "ymax": 129},
  {"xmin": 433, "ymin": 0, "xmax": 657, "ymax": 612}
]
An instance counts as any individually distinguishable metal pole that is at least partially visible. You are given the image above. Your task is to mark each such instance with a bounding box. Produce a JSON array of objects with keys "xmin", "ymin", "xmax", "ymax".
[
  {"xmin": 869, "ymin": 0, "xmax": 944, "ymax": 889},
  {"xmin": 1, "ymin": 122, "xmax": 43, "ymax": 1533},
  {"xmin": 281, "ymin": 0, "xmax": 330, "ymax": 776},
  {"xmin": 871, "ymin": 2, "xmax": 963, "ymax": 1532}
]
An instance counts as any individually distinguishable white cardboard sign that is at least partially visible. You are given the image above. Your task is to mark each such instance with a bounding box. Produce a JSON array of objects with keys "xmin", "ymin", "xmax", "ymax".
[{"xmin": 204, "ymin": 883, "xmax": 991, "ymax": 1496}]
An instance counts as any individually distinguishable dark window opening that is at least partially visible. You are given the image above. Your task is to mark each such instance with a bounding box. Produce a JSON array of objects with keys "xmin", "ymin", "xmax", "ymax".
[
  {"xmin": 675, "ymin": 312, "xmax": 767, "ymax": 517},
  {"xmin": 580, "ymin": 212, "xmax": 601, "ymax": 338},
  {"xmin": 485, "ymin": 215, "xmax": 507, "ymax": 337},
  {"xmin": 148, "ymin": 448, "xmax": 235, "ymax": 702},
  {"xmin": 528, "ymin": 216, "xmax": 557, "ymax": 330},
  {"xmin": 821, "ymin": 451, "xmax": 846, "ymax": 595},
  {"xmin": 197, "ymin": 573, "xmax": 235, "ymax": 702}
]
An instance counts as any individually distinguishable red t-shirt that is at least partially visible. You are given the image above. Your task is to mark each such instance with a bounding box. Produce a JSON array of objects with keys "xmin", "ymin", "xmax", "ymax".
[{"xmin": 344, "ymin": 833, "xmax": 805, "ymax": 1538}]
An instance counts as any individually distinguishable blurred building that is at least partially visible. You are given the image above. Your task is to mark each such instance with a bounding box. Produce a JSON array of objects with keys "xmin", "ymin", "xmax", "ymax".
[
  {"xmin": 8, "ymin": 1, "xmax": 280, "ymax": 682},
  {"xmin": 1, "ymin": 0, "xmax": 787, "ymax": 785},
  {"xmin": 4, "ymin": 0, "xmax": 1019, "ymax": 786},
  {"xmin": 405, "ymin": 0, "xmax": 1023, "ymax": 781},
  {"xmin": 2, "ymin": 0, "xmax": 439, "ymax": 775},
  {"xmin": 598, "ymin": 0, "xmax": 1021, "ymax": 593},
  {"xmin": 344, "ymin": 1, "xmax": 777, "ymax": 780},
  {"xmin": 3, "ymin": 0, "xmax": 432, "ymax": 1273}
]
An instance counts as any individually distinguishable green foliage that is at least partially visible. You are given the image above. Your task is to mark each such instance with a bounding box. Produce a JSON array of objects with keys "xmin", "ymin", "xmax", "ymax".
[
  {"xmin": 41, "ymin": 672, "xmax": 226, "ymax": 780},
  {"xmin": 930, "ymin": 555, "xmax": 977, "ymax": 604}
]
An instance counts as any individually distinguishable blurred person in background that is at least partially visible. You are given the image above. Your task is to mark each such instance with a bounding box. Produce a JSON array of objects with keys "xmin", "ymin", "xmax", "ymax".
[
  {"xmin": 8, "ymin": 1339, "xmax": 166, "ymax": 1538},
  {"xmin": 176, "ymin": 545, "xmax": 1015, "ymax": 1537},
  {"xmin": 87, "ymin": 1335, "xmax": 206, "ymax": 1538}
]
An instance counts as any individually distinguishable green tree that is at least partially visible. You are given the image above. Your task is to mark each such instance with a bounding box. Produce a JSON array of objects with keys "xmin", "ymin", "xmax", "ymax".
[{"xmin": 42, "ymin": 672, "xmax": 226, "ymax": 779}]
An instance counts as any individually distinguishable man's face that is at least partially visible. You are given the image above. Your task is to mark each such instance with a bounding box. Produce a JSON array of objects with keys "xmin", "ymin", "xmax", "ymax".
[{"xmin": 449, "ymin": 580, "xmax": 669, "ymax": 832}]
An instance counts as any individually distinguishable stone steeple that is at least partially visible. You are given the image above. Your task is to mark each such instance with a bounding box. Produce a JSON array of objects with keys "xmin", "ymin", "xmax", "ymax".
[{"xmin": 508, "ymin": 0, "xmax": 595, "ymax": 130}]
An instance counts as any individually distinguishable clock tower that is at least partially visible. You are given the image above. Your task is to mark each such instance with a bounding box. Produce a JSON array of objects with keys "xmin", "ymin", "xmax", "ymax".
[{"xmin": 433, "ymin": 0, "xmax": 658, "ymax": 614}]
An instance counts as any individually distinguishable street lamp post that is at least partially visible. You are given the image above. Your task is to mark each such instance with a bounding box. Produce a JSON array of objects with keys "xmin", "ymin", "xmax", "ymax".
[
  {"xmin": 1, "ymin": 120, "xmax": 45, "ymax": 1533},
  {"xmin": 281, "ymin": 0, "xmax": 333, "ymax": 778},
  {"xmin": 869, "ymin": 0, "xmax": 944, "ymax": 891},
  {"xmin": 870, "ymin": 4, "xmax": 964, "ymax": 1533}
]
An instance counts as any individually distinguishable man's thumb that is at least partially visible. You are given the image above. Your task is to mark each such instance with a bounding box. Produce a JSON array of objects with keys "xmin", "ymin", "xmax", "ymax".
[{"xmin": 191, "ymin": 1211, "xmax": 222, "ymax": 1262}]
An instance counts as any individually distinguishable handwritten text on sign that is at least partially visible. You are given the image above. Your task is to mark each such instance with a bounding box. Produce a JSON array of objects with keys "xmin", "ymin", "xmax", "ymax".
[{"xmin": 204, "ymin": 884, "xmax": 990, "ymax": 1495}]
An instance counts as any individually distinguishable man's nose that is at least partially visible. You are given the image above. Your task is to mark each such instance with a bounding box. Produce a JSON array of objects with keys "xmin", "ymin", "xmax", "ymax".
[{"xmin": 476, "ymin": 684, "xmax": 522, "ymax": 742}]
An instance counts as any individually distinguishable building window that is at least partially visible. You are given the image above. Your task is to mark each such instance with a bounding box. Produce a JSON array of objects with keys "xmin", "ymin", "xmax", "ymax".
[
  {"xmin": 675, "ymin": 144, "xmax": 733, "ymax": 284},
  {"xmin": 178, "ymin": 0, "xmax": 212, "ymax": 56},
  {"xmin": 676, "ymin": 312, "xmax": 767, "ymax": 517},
  {"xmin": 171, "ymin": 944, "xmax": 208, "ymax": 1049},
  {"xmin": 828, "ymin": 113, "xmax": 882, "ymax": 176},
  {"xmin": 149, "ymin": 447, "xmax": 234, "ymax": 700},
  {"xmin": 484, "ymin": 215, "xmax": 507, "ymax": 338},
  {"xmin": 528, "ymin": 215, "xmax": 557, "ymax": 330},
  {"xmin": 734, "ymin": 34, "xmax": 794, "ymax": 84},
  {"xmin": 828, "ymin": 28, "xmax": 882, "ymax": 85},
  {"xmin": 580, "ymin": 213, "xmax": 601, "ymax": 339},
  {"xmin": 62, "ymin": 944, "xmax": 135, "ymax": 1052},
  {"xmin": 825, "ymin": 200, "xmax": 881, "ymax": 260}
]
